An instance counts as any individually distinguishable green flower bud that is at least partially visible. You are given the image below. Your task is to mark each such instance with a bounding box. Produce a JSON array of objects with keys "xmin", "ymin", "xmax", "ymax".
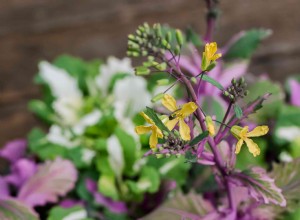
[
  {"xmin": 135, "ymin": 66, "xmax": 150, "ymax": 75},
  {"xmin": 190, "ymin": 77, "xmax": 197, "ymax": 84},
  {"xmin": 154, "ymin": 23, "xmax": 162, "ymax": 36},
  {"xmin": 156, "ymin": 79, "xmax": 170, "ymax": 86},
  {"xmin": 223, "ymin": 91, "xmax": 230, "ymax": 96},
  {"xmin": 163, "ymin": 130, "xmax": 169, "ymax": 137},
  {"xmin": 128, "ymin": 34, "xmax": 135, "ymax": 41},
  {"xmin": 151, "ymin": 93, "xmax": 164, "ymax": 103},
  {"xmin": 156, "ymin": 62, "xmax": 167, "ymax": 71},
  {"xmin": 162, "ymin": 39, "xmax": 171, "ymax": 50},
  {"xmin": 174, "ymin": 45, "xmax": 180, "ymax": 55},
  {"xmin": 175, "ymin": 29, "xmax": 184, "ymax": 46},
  {"xmin": 166, "ymin": 31, "xmax": 172, "ymax": 43}
]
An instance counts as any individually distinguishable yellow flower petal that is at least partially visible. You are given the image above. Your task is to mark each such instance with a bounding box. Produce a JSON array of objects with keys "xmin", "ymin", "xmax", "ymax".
[
  {"xmin": 211, "ymin": 53, "xmax": 222, "ymax": 61},
  {"xmin": 240, "ymin": 126, "xmax": 249, "ymax": 139},
  {"xmin": 165, "ymin": 118, "xmax": 179, "ymax": 131},
  {"xmin": 235, "ymin": 139, "xmax": 244, "ymax": 154},
  {"xmin": 162, "ymin": 94, "xmax": 177, "ymax": 112},
  {"xmin": 135, "ymin": 125, "xmax": 152, "ymax": 135},
  {"xmin": 247, "ymin": 126, "xmax": 269, "ymax": 138},
  {"xmin": 149, "ymin": 129, "xmax": 159, "ymax": 148},
  {"xmin": 179, "ymin": 119, "xmax": 191, "ymax": 141},
  {"xmin": 231, "ymin": 125, "xmax": 243, "ymax": 139},
  {"xmin": 180, "ymin": 102, "xmax": 198, "ymax": 117},
  {"xmin": 244, "ymin": 138, "xmax": 261, "ymax": 157},
  {"xmin": 156, "ymin": 127, "xmax": 163, "ymax": 138},
  {"xmin": 140, "ymin": 112, "xmax": 154, "ymax": 125},
  {"xmin": 205, "ymin": 116, "xmax": 215, "ymax": 136}
]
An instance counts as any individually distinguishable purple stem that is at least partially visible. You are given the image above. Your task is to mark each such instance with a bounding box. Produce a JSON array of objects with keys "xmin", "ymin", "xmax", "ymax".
[
  {"xmin": 215, "ymin": 102, "xmax": 233, "ymax": 143},
  {"xmin": 204, "ymin": 0, "xmax": 216, "ymax": 42}
]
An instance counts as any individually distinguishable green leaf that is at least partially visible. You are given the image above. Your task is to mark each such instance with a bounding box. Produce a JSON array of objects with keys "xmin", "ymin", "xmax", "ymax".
[
  {"xmin": 185, "ymin": 151, "xmax": 197, "ymax": 163},
  {"xmin": 115, "ymin": 127, "xmax": 137, "ymax": 176},
  {"xmin": 76, "ymin": 171, "xmax": 98, "ymax": 201},
  {"xmin": 269, "ymin": 158, "xmax": 300, "ymax": 212},
  {"xmin": 144, "ymin": 107, "xmax": 169, "ymax": 132},
  {"xmin": 147, "ymin": 156, "xmax": 190, "ymax": 186},
  {"xmin": 233, "ymin": 104, "xmax": 243, "ymax": 119},
  {"xmin": 98, "ymin": 174, "xmax": 119, "ymax": 200},
  {"xmin": 234, "ymin": 167, "xmax": 286, "ymax": 207},
  {"xmin": 244, "ymin": 80, "xmax": 284, "ymax": 123},
  {"xmin": 0, "ymin": 199, "xmax": 38, "ymax": 220},
  {"xmin": 189, "ymin": 131, "xmax": 209, "ymax": 146},
  {"xmin": 142, "ymin": 192, "xmax": 213, "ymax": 220},
  {"xmin": 225, "ymin": 29, "xmax": 272, "ymax": 60},
  {"xmin": 27, "ymin": 128, "xmax": 67, "ymax": 160},
  {"xmin": 200, "ymin": 74, "xmax": 224, "ymax": 90},
  {"xmin": 28, "ymin": 100, "xmax": 55, "ymax": 124},
  {"xmin": 186, "ymin": 27, "xmax": 203, "ymax": 47},
  {"xmin": 47, "ymin": 205, "xmax": 91, "ymax": 220}
]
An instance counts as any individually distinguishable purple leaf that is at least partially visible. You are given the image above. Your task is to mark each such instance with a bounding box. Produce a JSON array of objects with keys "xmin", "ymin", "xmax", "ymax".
[
  {"xmin": 141, "ymin": 192, "xmax": 214, "ymax": 220},
  {"xmin": 60, "ymin": 199, "xmax": 85, "ymax": 209},
  {"xmin": 290, "ymin": 79, "xmax": 300, "ymax": 107},
  {"xmin": 85, "ymin": 179, "xmax": 127, "ymax": 214},
  {"xmin": 0, "ymin": 140, "xmax": 27, "ymax": 163},
  {"xmin": 0, "ymin": 178, "xmax": 10, "ymax": 200},
  {"xmin": 4, "ymin": 159, "xmax": 37, "ymax": 189},
  {"xmin": 233, "ymin": 167, "xmax": 286, "ymax": 207},
  {"xmin": 17, "ymin": 158, "xmax": 77, "ymax": 207},
  {"xmin": 0, "ymin": 198, "xmax": 38, "ymax": 220}
]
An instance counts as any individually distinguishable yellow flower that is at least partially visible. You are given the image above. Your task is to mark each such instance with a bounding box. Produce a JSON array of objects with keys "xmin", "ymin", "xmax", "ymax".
[
  {"xmin": 135, "ymin": 112, "xmax": 163, "ymax": 149},
  {"xmin": 205, "ymin": 116, "xmax": 215, "ymax": 136},
  {"xmin": 231, "ymin": 125, "xmax": 269, "ymax": 157},
  {"xmin": 201, "ymin": 42, "xmax": 222, "ymax": 71},
  {"xmin": 162, "ymin": 94, "xmax": 198, "ymax": 141}
]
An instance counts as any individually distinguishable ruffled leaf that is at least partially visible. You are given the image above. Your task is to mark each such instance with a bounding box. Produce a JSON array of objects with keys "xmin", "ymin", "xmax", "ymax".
[
  {"xmin": 48, "ymin": 205, "xmax": 92, "ymax": 220},
  {"xmin": 141, "ymin": 192, "xmax": 213, "ymax": 220},
  {"xmin": 17, "ymin": 158, "xmax": 77, "ymax": 207},
  {"xmin": 269, "ymin": 158, "xmax": 300, "ymax": 212},
  {"xmin": 233, "ymin": 167, "xmax": 286, "ymax": 207},
  {"xmin": 0, "ymin": 199, "xmax": 38, "ymax": 220}
]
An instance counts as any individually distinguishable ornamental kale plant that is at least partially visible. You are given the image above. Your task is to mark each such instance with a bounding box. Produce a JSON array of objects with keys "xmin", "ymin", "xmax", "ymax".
[
  {"xmin": 126, "ymin": 1, "xmax": 300, "ymax": 219},
  {"xmin": 25, "ymin": 56, "xmax": 189, "ymax": 219}
]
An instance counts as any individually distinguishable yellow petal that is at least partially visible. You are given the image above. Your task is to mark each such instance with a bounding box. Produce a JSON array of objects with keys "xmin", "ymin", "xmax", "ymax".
[
  {"xmin": 180, "ymin": 102, "xmax": 198, "ymax": 117},
  {"xmin": 205, "ymin": 116, "xmax": 215, "ymax": 136},
  {"xmin": 135, "ymin": 125, "xmax": 152, "ymax": 135},
  {"xmin": 162, "ymin": 94, "xmax": 177, "ymax": 112},
  {"xmin": 155, "ymin": 127, "xmax": 163, "ymax": 138},
  {"xmin": 235, "ymin": 139, "xmax": 244, "ymax": 154},
  {"xmin": 247, "ymin": 126, "xmax": 269, "ymax": 138},
  {"xmin": 244, "ymin": 138, "xmax": 261, "ymax": 157},
  {"xmin": 211, "ymin": 53, "xmax": 222, "ymax": 61},
  {"xmin": 230, "ymin": 125, "xmax": 243, "ymax": 139},
  {"xmin": 179, "ymin": 119, "xmax": 191, "ymax": 141},
  {"xmin": 149, "ymin": 129, "xmax": 159, "ymax": 148},
  {"xmin": 165, "ymin": 118, "xmax": 179, "ymax": 131},
  {"xmin": 140, "ymin": 112, "xmax": 154, "ymax": 125},
  {"xmin": 240, "ymin": 126, "xmax": 249, "ymax": 139}
]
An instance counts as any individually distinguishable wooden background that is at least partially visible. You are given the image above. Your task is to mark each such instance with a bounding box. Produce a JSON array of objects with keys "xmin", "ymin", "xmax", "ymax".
[{"xmin": 0, "ymin": 0, "xmax": 300, "ymax": 146}]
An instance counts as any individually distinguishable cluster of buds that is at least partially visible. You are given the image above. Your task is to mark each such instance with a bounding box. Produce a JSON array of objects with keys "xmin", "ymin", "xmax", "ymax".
[
  {"xmin": 223, "ymin": 77, "xmax": 249, "ymax": 103},
  {"xmin": 154, "ymin": 130, "xmax": 187, "ymax": 158},
  {"xmin": 127, "ymin": 23, "xmax": 184, "ymax": 76}
]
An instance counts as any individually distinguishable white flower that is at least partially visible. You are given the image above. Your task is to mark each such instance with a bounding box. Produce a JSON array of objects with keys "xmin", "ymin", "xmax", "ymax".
[
  {"xmin": 277, "ymin": 126, "xmax": 300, "ymax": 142},
  {"xmin": 81, "ymin": 148, "xmax": 96, "ymax": 165},
  {"xmin": 73, "ymin": 110, "xmax": 102, "ymax": 135},
  {"xmin": 39, "ymin": 61, "xmax": 82, "ymax": 99},
  {"xmin": 113, "ymin": 76, "xmax": 151, "ymax": 120},
  {"xmin": 107, "ymin": 135, "xmax": 124, "ymax": 179},
  {"xmin": 47, "ymin": 125, "xmax": 79, "ymax": 148},
  {"xmin": 95, "ymin": 57, "xmax": 134, "ymax": 95}
]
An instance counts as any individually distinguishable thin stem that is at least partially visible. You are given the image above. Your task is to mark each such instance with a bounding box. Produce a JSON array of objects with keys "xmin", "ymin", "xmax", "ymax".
[
  {"xmin": 204, "ymin": 0, "xmax": 217, "ymax": 42},
  {"xmin": 215, "ymin": 102, "xmax": 233, "ymax": 143}
]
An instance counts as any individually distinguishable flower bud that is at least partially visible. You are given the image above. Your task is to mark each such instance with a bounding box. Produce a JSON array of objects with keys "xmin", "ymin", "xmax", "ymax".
[
  {"xmin": 156, "ymin": 79, "xmax": 170, "ymax": 86},
  {"xmin": 151, "ymin": 93, "xmax": 164, "ymax": 102},
  {"xmin": 135, "ymin": 66, "xmax": 150, "ymax": 75},
  {"xmin": 176, "ymin": 29, "xmax": 184, "ymax": 46}
]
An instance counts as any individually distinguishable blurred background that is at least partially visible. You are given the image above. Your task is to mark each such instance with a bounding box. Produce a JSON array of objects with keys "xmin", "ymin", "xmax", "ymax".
[{"xmin": 0, "ymin": 0, "xmax": 299, "ymax": 146}]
